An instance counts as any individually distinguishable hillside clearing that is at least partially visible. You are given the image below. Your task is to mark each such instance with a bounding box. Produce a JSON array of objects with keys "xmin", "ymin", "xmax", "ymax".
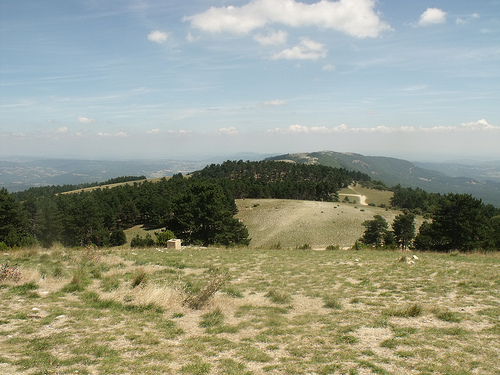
[
  {"xmin": 1, "ymin": 247, "xmax": 499, "ymax": 374},
  {"xmin": 236, "ymin": 198, "xmax": 408, "ymax": 249}
]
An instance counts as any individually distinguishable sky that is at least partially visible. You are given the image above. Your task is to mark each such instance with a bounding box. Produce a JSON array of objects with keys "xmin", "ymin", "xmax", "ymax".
[{"xmin": 1, "ymin": 0, "xmax": 500, "ymax": 161}]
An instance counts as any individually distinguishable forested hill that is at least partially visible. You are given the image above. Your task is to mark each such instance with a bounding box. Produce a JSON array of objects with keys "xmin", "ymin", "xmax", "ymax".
[
  {"xmin": 192, "ymin": 160, "xmax": 371, "ymax": 201},
  {"xmin": 1, "ymin": 161, "xmax": 372, "ymax": 249}
]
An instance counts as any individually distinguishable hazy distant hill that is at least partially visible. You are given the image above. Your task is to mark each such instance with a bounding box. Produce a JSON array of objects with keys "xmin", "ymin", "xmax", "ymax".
[
  {"xmin": 267, "ymin": 151, "xmax": 500, "ymax": 207},
  {"xmin": 0, "ymin": 158, "xmax": 210, "ymax": 192}
]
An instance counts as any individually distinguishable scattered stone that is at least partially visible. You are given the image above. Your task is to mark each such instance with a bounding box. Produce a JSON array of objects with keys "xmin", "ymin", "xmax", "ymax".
[{"xmin": 412, "ymin": 255, "xmax": 419, "ymax": 260}]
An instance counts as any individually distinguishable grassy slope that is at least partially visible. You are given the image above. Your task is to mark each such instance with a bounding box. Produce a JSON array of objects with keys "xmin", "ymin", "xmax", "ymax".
[
  {"xmin": 1, "ymin": 247, "xmax": 499, "ymax": 374},
  {"xmin": 236, "ymin": 188, "xmax": 399, "ymax": 249}
]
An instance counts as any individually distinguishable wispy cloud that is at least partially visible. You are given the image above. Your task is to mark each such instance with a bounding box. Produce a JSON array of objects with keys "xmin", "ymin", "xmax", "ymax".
[
  {"xmin": 271, "ymin": 38, "xmax": 327, "ymax": 60},
  {"xmin": 147, "ymin": 30, "xmax": 169, "ymax": 44},
  {"xmin": 185, "ymin": 0, "xmax": 390, "ymax": 38},
  {"xmin": 417, "ymin": 8, "xmax": 447, "ymax": 27},
  {"xmin": 147, "ymin": 128, "xmax": 160, "ymax": 134},
  {"xmin": 456, "ymin": 13, "xmax": 480, "ymax": 25},
  {"xmin": 253, "ymin": 30, "xmax": 287, "ymax": 45}
]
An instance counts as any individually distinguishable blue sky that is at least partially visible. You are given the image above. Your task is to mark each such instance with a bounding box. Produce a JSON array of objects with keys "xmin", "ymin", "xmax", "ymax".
[{"xmin": 1, "ymin": 0, "xmax": 499, "ymax": 161}]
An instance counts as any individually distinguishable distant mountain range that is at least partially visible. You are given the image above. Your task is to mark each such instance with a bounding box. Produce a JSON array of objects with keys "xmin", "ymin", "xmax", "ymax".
[
  {"xmin": 1, "ymin": 151, "xmax": 499, "ymax": 206},
  {"xmin": 266, "ymin": 151, "xmax": 500, "ymax": 207},
  {"xmin": 0, "ymin": 158, "xmax": 210, "ymax": 192}
]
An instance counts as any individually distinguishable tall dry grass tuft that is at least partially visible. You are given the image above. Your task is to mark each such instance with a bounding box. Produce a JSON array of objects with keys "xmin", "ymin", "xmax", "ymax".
[{"xmin": 99, "ymin": 284, "xmax": 184, "ymax": 311}]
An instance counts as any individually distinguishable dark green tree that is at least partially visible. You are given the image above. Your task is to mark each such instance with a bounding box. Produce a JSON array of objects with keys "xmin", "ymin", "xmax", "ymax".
[
  {"xmin": 169, "ymin": 182, "xmax": 250, "ymax": 246},
  {"xmin": 36, "ymin": 197, "xmax": 63, "ymax": 247},
  {"xmin": 0, "ymin": 188, "xmax": 33, "ymax": 247},
  {"xmin": 413, "ymin": 221, "xmax": 435, "ymax": 251},
  {"xmin": 392, "ymin": 212, "xmax": 416, "ymax": 251},
  {"xmin": 360, "ymin": 215, "xmax": 391, "ymax": 248},
  {"xmin": 429, "ymin": 193, "xmax": 494, "ymax": 251},
  {"xmin": 110, "ymin": 228, "xmax": 127, "ymax": 247}
]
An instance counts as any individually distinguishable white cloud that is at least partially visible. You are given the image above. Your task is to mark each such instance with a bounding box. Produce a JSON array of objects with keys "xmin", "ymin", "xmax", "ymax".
[
  {"xmin": 78, "ymin": 116, "xmax": 95, "ymax": 123},
  {"xmin": 167, "ymin": 129, "xmax": 193, "ymax": 135},
  {"xmin": 417, "ymin": 8, "xmax": 447, "ymax": 27},
  {"xmin": 218, "ymin": 127, "xmax": 238, "ymax": 135},
  {"xmin": 254, "ymin": 30, "xmax": 287, "ymax": 45},
  {"xmin": 185, "ymin": 0, "xmax": 390, "ymax": 38},
  {"xmin": 267, "ymin": 120, "xmax": 499, "ymax": 135},
  {"xmin": 56, "ymin": 126, "xmax": 68, "ymax": 134},
  {"xmin": 272, "ymin": 38, "xmax": 327, "ymax": 60},
  {"xmin": 147, "ymin": 128, "xmax": 160, "ymax": 134},
  {"xmin": 322, "ymin": 63, "xmax": 336, "ymax": 72},
  {"xmin": 459, "ymin": 119, "xmax": 498, "ymax": 131},
  {"xmin": 260, "ymin": 99, "xmax": 288, "ymax": 106},
  {"xmin": 97, "ymin": 131, "xmax": 129, "ymax": 137},
  {"xmin": 147, "ymin": 30, "xmax": 169, "ymax": 44}
]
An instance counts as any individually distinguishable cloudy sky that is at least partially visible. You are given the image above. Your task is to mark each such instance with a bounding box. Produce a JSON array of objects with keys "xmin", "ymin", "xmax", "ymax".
[{"xmin": 1, "ymin": 0, "xmax": 499, "ymax": 161}]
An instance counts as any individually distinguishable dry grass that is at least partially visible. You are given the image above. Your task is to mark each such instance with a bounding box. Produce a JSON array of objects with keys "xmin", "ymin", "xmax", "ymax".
[
  {"xmin": 1, "ymin": 245, "xmax": 499, "ymax": 374},
  {"xmin": 236, "ymin": 198, "xmax": 411, "ymax": 249}
]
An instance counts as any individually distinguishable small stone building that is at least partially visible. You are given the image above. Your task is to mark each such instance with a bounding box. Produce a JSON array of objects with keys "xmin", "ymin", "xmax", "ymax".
[{"xmin": 167, "ymin": 239, "xmax": 182, "ymax": 250}]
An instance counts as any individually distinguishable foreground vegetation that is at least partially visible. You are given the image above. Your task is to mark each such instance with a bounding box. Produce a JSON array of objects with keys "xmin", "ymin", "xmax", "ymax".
[{"xmin": 1, "ymin": 246, "xmax": 499, "ymax": 374}]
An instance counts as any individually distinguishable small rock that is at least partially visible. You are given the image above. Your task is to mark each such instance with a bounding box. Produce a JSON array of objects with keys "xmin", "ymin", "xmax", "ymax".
[
  {"xmin": 32, "ymin": 307, "xmax": 39, "ymax": 311},
  {"xmin": 412, "ymin": 255, "xmax": 419, "ymax": 260}
]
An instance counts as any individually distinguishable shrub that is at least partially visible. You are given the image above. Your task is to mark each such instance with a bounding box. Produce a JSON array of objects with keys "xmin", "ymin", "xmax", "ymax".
[
  {"xmin": 130, "ymin": 233, "xmax": 155, "ymax": 248},
  {"xmin": 155, "ymin": 230, "xmax": 175, "ymax": 247},
  {"xmin": 0, "ymin": 262, "xmax": 21, "ymax": 283},
  {"xmin": 326, "ymin": 245, "xmax": 339, "ymax": 251},
  {"xmin": 183, "ymin": 268, "xmax": 229, "ymax": 309}
]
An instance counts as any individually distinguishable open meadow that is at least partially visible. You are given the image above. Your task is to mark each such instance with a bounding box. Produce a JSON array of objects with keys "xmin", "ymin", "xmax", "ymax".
[{"xmin": 1, "ymin": 245, "xmax": 499, "ymax": 375}]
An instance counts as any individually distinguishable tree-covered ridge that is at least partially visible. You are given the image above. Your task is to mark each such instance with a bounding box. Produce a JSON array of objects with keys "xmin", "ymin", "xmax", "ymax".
[
  {"xmin": 192, "ymin": 160, "xmax": 370, "ymax": 201},
  {"xmin": 12, "ymin": 175, "xmax": 147, "ymax": 201}
]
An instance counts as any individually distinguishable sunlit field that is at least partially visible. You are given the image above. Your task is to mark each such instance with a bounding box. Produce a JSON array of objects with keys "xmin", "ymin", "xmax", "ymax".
[{"xmin": 1, "ymin": 245, "xmax": 498, "ymax": 374}]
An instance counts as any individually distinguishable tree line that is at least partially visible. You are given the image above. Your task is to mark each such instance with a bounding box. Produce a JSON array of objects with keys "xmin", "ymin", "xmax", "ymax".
[
  {"xmin": 1, "ymin": 161, "xmax": 367, "ymax": 249},
  {"xmin": 360, "ymin": 193, "xmax": 500, "ymax": 252}
]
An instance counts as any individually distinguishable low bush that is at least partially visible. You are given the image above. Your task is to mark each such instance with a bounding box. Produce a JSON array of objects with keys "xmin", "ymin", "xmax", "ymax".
[
  {"xmin": 0, "ymin": 262, "xmax": 21, "ymax": 283},
  {"xmin": 183, "ymin": 268, "xmax": 229, "ymax": 309}
]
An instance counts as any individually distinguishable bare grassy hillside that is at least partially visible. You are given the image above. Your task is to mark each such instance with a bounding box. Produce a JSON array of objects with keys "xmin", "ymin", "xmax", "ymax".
[{"xmin": 236, "ymin": 198, "xmax": 404, "ymax": 249}]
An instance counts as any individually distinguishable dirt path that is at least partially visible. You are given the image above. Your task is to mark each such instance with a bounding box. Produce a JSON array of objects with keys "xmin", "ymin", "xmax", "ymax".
[{"xmin": 338, "ymin": 186, "xmax": 367, "ymax": 206}]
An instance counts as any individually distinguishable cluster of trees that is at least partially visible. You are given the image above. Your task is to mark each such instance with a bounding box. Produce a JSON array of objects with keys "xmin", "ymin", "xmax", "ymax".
[
  {"xmin": 192, "ymin": 160, "xmax": 370, "ymax": 202},
  {"xmin": 360, "ymin": 193, "xmax": 500, "ymax": 252},
  {"xmin": 1, "ymin": 176, "xmax": 249, "ymax": 248}
]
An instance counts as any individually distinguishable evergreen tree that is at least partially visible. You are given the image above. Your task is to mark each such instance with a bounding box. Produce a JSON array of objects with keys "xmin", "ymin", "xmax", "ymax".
[
  {"xmin": 0, "ymin": 188, "xmax": 33, "ymax": 247},
  {"xmin": 360, "ymin": 215, "xmax": 391, "ymax": 248},
  {"xmin": 392, "ymin": 212, "xmax": 416, "ymax": 251},
  {"xmin": 429, "ymin": 193, "xmax": 493, "ymax": 251},
  {"xmin": 169, "ymin": 182, "xmax": 250, "ymax": 246}
]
